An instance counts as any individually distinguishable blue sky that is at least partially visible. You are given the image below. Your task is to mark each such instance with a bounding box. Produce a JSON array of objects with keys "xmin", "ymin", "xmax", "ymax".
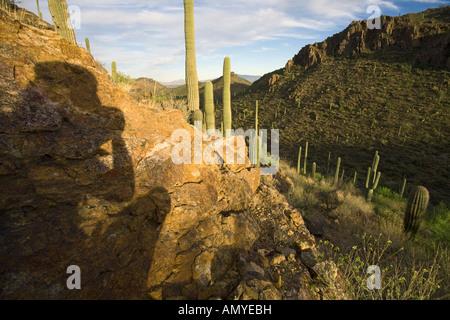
[{"xmin": 20, "ymin": 0, "xmax": 449, "ymax": 82}]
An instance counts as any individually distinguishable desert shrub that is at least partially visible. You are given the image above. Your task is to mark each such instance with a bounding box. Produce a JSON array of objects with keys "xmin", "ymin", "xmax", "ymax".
[
  {"xmin": 114, "ymin": 71, "xmax": 135, "ymax": 86},
  {"xmin": 424, "ymin": 201, "xmax": 450, "ymax": 246},
  {"xmin": 372, "ymin": 187, "xmax": 406, "ymax": 227},
  {"xmin": 279, "ymin": 160, "xmax": 448, "ymax": 299},
  {"xmin": 317, "ymin": 233, "xmax": 442, "ymax": 300}
]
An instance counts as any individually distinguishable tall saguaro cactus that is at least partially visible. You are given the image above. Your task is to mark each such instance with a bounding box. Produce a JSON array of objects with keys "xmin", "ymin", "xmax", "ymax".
[
  {"xmin": 183, "ymin": 0, "xmax": 200, "ymax": 112},
  {"xmin": 204, "ymin": 81, "xmax": 215, "ymax": 132},
  {"xmin": 403, "ymin": 186, "xmax": 430, "ymax": 237},
  {"xmin": 48, "ymin": 0, "xmax": 77, "ymax": 45},
  {"xmin": 223, "ymin": 56, "xmax": 232, "ymax": 137}
]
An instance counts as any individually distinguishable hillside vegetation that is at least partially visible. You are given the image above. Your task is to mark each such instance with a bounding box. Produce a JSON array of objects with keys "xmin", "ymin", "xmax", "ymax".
[
  {"xmin": 232, "ymin": 7, "xmax": 449, "ymax": 206},
  {"xmin": 229, "ymin": 7, "xmax": 450, "ymax": 299}
]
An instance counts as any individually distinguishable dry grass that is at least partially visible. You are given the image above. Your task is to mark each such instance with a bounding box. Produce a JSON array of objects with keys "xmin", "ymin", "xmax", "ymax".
[{"xmin": 278, "ymin": 160, "xmax": 448, "ymax": 299}]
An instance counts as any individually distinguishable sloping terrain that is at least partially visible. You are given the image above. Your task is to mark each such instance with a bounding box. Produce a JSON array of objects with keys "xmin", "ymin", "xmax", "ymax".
[
  {"xmin": 127, "ymin": 77, "xmax": 172, "ymax": 102},
  {"xmin": 233, "ymin": 7, "xmax": 450, "ymax": 204}
]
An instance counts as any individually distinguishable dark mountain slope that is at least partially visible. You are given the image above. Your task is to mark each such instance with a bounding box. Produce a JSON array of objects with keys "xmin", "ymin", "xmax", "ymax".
[{"xmin": 233, "ymin": 7, "xmax": 450, "ymax": 204}]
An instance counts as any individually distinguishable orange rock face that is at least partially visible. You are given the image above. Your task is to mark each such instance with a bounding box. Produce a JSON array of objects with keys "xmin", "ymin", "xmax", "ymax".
[{"xmin": 0, "ymin": 10, "xmax": 261, "ymax": 299}]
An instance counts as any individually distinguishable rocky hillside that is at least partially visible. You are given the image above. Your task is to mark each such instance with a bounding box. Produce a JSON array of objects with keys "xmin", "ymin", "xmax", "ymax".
[
  {"xmin": 0, "ymin": 7, "xmax": 347, "ymax": 299},
  {"xmin": 234, "ymin": 7, "xmax": 450, "ymax": 204},
  {"xmin": 127, "ymin": 77, "xmax": 172, "ymax": 103}
]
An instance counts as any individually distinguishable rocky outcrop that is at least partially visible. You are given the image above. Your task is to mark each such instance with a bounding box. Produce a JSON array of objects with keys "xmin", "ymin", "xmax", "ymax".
[
  {"xmin": 293, "ymin": 7, "xmax": 450, "ymax": 70},
  {"xmin": 0, "ymin": 8, "xmax": 347, "ymax": 299},
  {"xmin": 128, "ymin": 77, "xmax": 171, "ymax": 103}
]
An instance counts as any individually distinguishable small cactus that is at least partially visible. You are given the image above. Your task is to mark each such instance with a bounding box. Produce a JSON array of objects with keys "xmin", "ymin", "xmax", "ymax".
[
  {"xmin": 403, "ymin": 186, "xmax": 430, "ymax": 237},
  {"xmin": 353, "ymin": 171, "xmax": 357, "ymax": 185},
  {"xmin": 303, "ymin": 141, "xmax": 308, "ymax": 175},
  {"xmin": 312, "ymin": 162, "xmax": 316, "ymax": 180},
  {"xmin": 400, "ymin": 178, "xmax": 407, "ymax": 198},
  {"xmin": 297, "ymin": 146, "xmax": 302, "ymax": 175},
  {"xmin": 204, "ymin": 81, "xmax": 215, "ymax": 132},
  {"xmin": 85, "ymin": 38, "xmax": 91, "ymax": 54},
  {"xmin": 334, "ymin": 157, "xmax": 341, "ymax": 185},
  {"xmin": 327, "ymin": 152, "xmax": 331, "ymax": 176},
  {"xmin": 366, "ymin": 151, "xmax": 382, "ymax": 201},
  {"xmin": 365, "ymin": 167, "xmax": 371, "ymax": 189},
  {"xmin": 372, "ymin": 152, "xmax": 380, "ymax": 184},
  {"xmin": 111, "ymin": 61, "xmax": 117, "ymax": 82}
]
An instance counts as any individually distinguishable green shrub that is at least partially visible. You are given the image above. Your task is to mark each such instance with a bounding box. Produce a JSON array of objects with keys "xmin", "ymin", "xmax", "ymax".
[
  {"xmin": 317, "ymin": 233, "xmax": 442, "ymax": 300},
  {"xmin": 114, "ymin": 71, "xmax": 135, "ymax": 85},
  {"xmin": 425, "ymin": 202, "xmax": 450, "ymax": 245}
]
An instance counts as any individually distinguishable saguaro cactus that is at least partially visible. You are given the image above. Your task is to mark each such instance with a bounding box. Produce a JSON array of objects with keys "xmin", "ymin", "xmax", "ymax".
[
  {"xmin": 334, "ymin": 157, "xmax": 341, "ymax": 185},
  {"xmin": 36, "ymin": 0, "xmax": 42, "ymax": 19},
  {"xmin": 297, "ymin": 146, "xmax": 302, "ymax": 175},
  {"xmin": 255, "ymin": 100, "xmax": 260, "ymax": 167},
  {"xmin": 223, "ymin": 56, "xmax": 232, "ymax": 137},
  {"xmin": 312, "ymin": 162, "xmax": 316, "ymax": 180},
  {"xmin": 111, "ymin": 61, "xmax": 117, "ymax": 82},
  {"xmin": 326, "ymin": 152, "xmax": 331, "ymax": 176},
  {"xmin": 400, "ymin": 178, "xmax": 407, "ymax": 198},
  {"xmin": 366, "ymin": 151, "xmax": 382, "ymax": 201},
  {"xmin": 85, "ymin": 38, "xmax": 91, "ymax": 54},
  {"xmin": 303, "ymin": 141, "xmax": 308, "ymax": 175},
  {"xmin": 403, "ymin": 186, "xmax": 430, "ymax": 237},
  {"xmin": 183, "ymin": 0, "xmax": 200, "ymax": 112},
  {"xmin": 193, "ymin": 110, "xmax": 203, "ymax": 132},
  {"xmin": 204, "ymin": 81, "xmax": 215, "ymax": 132},
  {"xmin": 48, "ymin": 0, "xmax": 77, "ymax": 45},
  {"xmin": 372, "ymin": 151, "xmax": 380, "ymax": 184}
]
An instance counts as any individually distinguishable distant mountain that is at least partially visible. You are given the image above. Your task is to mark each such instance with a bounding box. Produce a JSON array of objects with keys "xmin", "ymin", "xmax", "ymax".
[
  {"xmin": 128, "ymin": 77, "xmax": 172, "ymax": 102},
  {"xmin": 237, "ymin": 74, "xmax": 261, "ymax": 83},
  {"xmin": 161, "ymin": 79, "xmax": 186, "ymax": 88},
  {"xmin": 170, "ymin": 72, "xmax": 253, "ymax": 105},
  {"xmin": 162, "ymin": 74, "xmax": 260, "ymax": 88}
]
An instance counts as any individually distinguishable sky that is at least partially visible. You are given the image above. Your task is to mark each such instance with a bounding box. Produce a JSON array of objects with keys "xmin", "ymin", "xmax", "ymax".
[{"xmin": 18, "ymin": 0, "xmax": 449, "ymax": 83}]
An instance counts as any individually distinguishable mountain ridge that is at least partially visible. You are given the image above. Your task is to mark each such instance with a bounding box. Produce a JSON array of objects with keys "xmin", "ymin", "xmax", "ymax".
[{"xmin": 233, "ymin": 6, "xmax": 450, "ymax": 204}]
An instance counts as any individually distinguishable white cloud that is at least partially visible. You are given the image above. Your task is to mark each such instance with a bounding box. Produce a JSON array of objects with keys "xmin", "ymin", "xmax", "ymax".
[{"xmin": 17, "ymin": 0, "xmax": 447, "ymax": 81}]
